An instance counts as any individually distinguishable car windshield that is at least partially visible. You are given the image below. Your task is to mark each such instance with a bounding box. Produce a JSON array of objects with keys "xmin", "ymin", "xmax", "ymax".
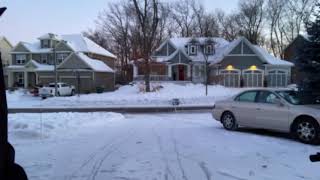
[{"xmin": 276, "ymin": 90, "xmax": 320, "ymax": 105}]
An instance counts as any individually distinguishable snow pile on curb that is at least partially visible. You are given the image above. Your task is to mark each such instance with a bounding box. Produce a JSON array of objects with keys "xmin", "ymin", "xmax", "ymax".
[
  {"xmin": 9, "ymin": 112, "xmax": 125, "ymax": 139},
  {"xmin": 7, "ymin": 83, "xmax": 243, "ymax": 108},
  {"xmin": 41, "ymin": 83, "xmax": 241, "ymax": 107}
]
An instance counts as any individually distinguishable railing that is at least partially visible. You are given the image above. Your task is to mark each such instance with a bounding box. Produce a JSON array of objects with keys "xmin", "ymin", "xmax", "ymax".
[{"xmin": 134, "ymin": 75, "xmax": 171, "ymax": 81}]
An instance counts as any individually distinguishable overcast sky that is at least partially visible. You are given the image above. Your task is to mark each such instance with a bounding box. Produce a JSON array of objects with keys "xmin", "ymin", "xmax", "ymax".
[{"xmin": 0, "ymin": 0, "xmax": 238, "ymax": 45}]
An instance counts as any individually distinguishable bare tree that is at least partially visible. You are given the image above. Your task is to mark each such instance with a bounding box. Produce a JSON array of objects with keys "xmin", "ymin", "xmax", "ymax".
[
  {"xmin": 131, "ymin": 0, "xmax": 161, "ymax": 92},
  {"xmin": 193, "ymin": 3, "xmax": 219, "ymax": 37},
  {"xmin": 216, "ymin": 10, "xmax": 242, "ymax": 41},
  {"xmin": 237, "ymin": 0, "xmax": 265, "ymax": 44},
  {"xmin": 266, "ymin": 0, "xmax": 317, "ymax": 58},
  {"xmin": 171, "ymin": 0, "xmax": 197, "ymax": 37}
]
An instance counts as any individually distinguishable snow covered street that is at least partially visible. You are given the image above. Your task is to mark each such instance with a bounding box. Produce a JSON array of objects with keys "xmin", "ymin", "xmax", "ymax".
[{"xmin": 9, "ymin": 112, "xmax": 320, "ymax": 180}]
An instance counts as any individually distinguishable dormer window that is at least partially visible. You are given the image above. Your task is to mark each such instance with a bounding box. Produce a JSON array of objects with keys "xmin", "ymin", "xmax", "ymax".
[
  {"xmin": 206, "ymin": 44, "xmax": 213, "ymax": 54},
  {"xmin": 189, "ymin": 45, "xmax": 197, "ymax": 55},
  {"xmin": 41, "ymin": 40, "xmax": 50, "ymax": 48}
]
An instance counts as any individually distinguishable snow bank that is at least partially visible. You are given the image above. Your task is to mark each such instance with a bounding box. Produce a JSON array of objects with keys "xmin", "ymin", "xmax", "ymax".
[
  {"xmin": 9, "ymin": 112, "xmax": 125, "ymax": 139},
  {"xmin": 7, "ymin": 83, "xmax": 242, "ymax": 108}
]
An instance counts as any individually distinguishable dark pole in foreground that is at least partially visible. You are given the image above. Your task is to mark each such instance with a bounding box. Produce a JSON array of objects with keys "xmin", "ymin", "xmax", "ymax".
[
  {"xmin": 0, "ymin": 7, "xmax": 8, "ymax": 180},
  {"xmin": 0, "ymin": 7, "xmax": 28, "ymax": 180}
]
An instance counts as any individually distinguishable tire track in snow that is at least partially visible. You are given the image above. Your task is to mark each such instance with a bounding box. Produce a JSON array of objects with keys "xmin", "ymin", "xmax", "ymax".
[
  {"xmin": 67, "ymin": 130, "xmax": 136, "ymax": 180},
  {"xmin": 89, "ymin": 130, "xmax": 137, "ymax": 180},
  {"xmin": 170, "ymin": 119, "xmax": 189, "ymax": 180},
  {"xmin": 198, "ymin": 162, "xmax": 212, "ymax": 180},
  {"xmin": 152, "ymin": 128, "xmax": 176, "ymax": 180}
]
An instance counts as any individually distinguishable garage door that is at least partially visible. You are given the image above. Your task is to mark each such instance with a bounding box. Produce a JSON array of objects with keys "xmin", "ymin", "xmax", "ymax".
[
  {"xmin": 60, "ymin": 76, "xmax": 92, "ymax": 92},
  {"xmin": 219, "ymin": 70, "xmax": 241, "ymax": 87},
  {"xmin": 243, "ymin": 70, "xmax": 264, "ymax": 87},
  {"xmin": 267, "ymin": 70, "xmax": 288, "ymax": 87}
]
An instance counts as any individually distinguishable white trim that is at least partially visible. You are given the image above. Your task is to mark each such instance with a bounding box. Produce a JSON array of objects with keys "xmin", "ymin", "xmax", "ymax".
[
  {"xmin": 59, "ymin": 76, "xmax": 91, "ymax": 79},
  {"xmin": 219, "ymin": 69, "xmax": 241, "ymax": 87},
  {"xmin": 226, "ymin": 54, "xmax": 257, "ymax": 57},
  {"xmin": 242, "ymin": 68, "xmax": 264, "ymax": 87},
  {"xmin": 39, "ymin": 75, "xmax": 54, "ymax": 78}
]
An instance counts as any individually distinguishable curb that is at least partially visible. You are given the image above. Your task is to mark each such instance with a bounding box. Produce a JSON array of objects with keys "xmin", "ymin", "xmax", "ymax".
[{"xmin": 8, "ymin": 105, "xmax": 213, "ymax": 114}]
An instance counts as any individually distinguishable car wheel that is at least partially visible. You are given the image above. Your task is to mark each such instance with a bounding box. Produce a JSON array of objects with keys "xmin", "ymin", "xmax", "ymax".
[
  {"xmin": 293, "ymin": 118, "xmax": 320, "ymax": 144},
  {"xmin": 221, "ymin": 112, "xmax": 238, "ymax": 131}
]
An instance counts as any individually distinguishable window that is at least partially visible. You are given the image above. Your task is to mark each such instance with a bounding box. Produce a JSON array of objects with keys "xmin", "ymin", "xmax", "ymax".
[
  {"xmin": 189, "ymin": 45, "xmax": 197, "ymax": 55},
  {"xmin": 41, "ymin": 54, "xmax": 47, "ymax": 64},
  {"xmin": 206, "ymin": 44, "xmax": 213, "ymax": 54},
  {"xmin": 16, "ymin": 54, "xmax": 27, "ymax": 64},
  {"xmin": 42, "ymin": 40, "xmax": 50, "ymax": 48},
  {"xmin": 56, "ymin": 53, "xmax": 69, "ymax": 64},
  {"xmin": 257, "ymin": 91, "xmax": 279, "ymax": 104},
  {"xmin": 194, "ymin": 65, "xmax": 204, "ymax": 77},
  {"xmin": 235, "ymin": 91, "xmax": 258, "ymax": 102}
]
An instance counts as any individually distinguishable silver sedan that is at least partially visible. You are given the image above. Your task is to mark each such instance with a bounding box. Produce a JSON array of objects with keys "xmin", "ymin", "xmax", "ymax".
[{"xmin": 212, "ymin": 89, "xmax": 320, "ymax": 144}]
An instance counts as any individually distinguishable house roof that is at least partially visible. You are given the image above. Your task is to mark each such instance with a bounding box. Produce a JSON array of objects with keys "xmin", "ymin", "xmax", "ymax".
[
  {"xmin": 25, "ymin": 60, "xmax": 54, "ymax": 71},
  {"xmin": 13, "ymin": 33, "xmax": 117, "ymax": 59},
  {"xmin": 76, "ymin": 53, "xmax": 114, "ymax": 73},
  {"xmin": 57, "ymin": 52, "xmax": 114, "ymax": 73},
  {"xmin": 0, "ymin": 36, "xmax": 13, "ymax": 48},
  {"xmin": 154, "ymin": 36, "xmax": 293, "ymax": 66}
]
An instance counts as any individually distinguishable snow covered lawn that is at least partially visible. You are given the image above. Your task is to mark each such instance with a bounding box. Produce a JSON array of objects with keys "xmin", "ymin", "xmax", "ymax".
[
  {"xmin": 7, "ymin": 83, "xmax": 242, "ymax": 108},
  {"xmin": 9, "ymin": 112, "xmax": 320, "ymax": 180}
]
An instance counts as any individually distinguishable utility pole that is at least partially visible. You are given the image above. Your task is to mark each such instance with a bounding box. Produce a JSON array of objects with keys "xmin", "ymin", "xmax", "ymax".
[
  {"xmin": 53, "ymin": 43, "xmax": 58, "ymax": 96},
  {"xmin": 200, "ymin": 43, "xmax": 208, "ymax": 96}
]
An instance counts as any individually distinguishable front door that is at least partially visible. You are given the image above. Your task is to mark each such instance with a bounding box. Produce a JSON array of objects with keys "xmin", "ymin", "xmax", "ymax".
[{"xmin": 178, "ymin": 65, "xmax": 185, "ymax": 81}]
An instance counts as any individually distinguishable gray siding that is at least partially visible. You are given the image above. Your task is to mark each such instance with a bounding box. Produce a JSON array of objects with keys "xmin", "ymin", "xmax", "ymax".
[
  {"xmin": 94, "ymin": 72, "xmax": 115, "ymax": 91},
  {"xmin": 12, "ymin": 43, "xmax": 29, "ymax": 52},
  {"xmin": 230, "ymin": 43, "xmax": 242, "ymax": 54},
  {"xmin": 230, "ymin": 41, "xmax": 255, "ymax": 55},
  {"xmin": 220, "ymin": 56, "xmax": 264, "ymax": 70},
  {"xmin": 169, "ymin": 51, "xmax": 190, "ymax": 64},
  {"xmin": 58, "ymin": 54, "xmax": 91, "ymax": 70},
  {"xmin": 155, "ymin": 42, "xmax": 176, "ymax": 56},
  {"xmin": 55, "ymin": 42, "xmax": 73, "ymax": 52},
  {"xmin": 243, "ymin": 43, "xmax": 255, "ymax": 54}
]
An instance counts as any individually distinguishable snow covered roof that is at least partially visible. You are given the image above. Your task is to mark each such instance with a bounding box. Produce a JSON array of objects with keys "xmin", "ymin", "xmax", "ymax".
[
  {"xmin": 25, "ymin": 60, "xmax": 54, "ymax": 71},
  {"xmin": 14, "ymin": 33, "xmax": 117, "ymax": 59},
  {"xmin": 154, "ymin": 36, "xmax": 293, "ymax": 66},
  {"xmin": 21, "ymin": 42, "xmax": 52, "ymax": 53},
  {"xmin": 76, "ymin": 53, "xmax": 114, "ymax": 73},
  {"xmin": 60, "ymin": 34, "xmax": 117, "ymax": 59},
  {"xmin": 38, "ymin": 33, "xmax": 61, "ymax": 41},
  {"xmin": 252, "ymin": 45, "xmax": 294, "ymax": 66}
]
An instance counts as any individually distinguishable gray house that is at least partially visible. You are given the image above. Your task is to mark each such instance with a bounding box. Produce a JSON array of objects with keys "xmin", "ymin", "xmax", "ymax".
[
  {"xmin": 132, "ymin": 37, "xmax": 293, "ymax": 87},
  {"xmin": 7, "ymin": 33, "xmax": 117, "ymax": 92}
]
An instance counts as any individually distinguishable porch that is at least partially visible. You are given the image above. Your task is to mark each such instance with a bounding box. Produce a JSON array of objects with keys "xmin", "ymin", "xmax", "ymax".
[{"xmin": 132, "ymin": 63, "xmax": 192, "ymax": 82}]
